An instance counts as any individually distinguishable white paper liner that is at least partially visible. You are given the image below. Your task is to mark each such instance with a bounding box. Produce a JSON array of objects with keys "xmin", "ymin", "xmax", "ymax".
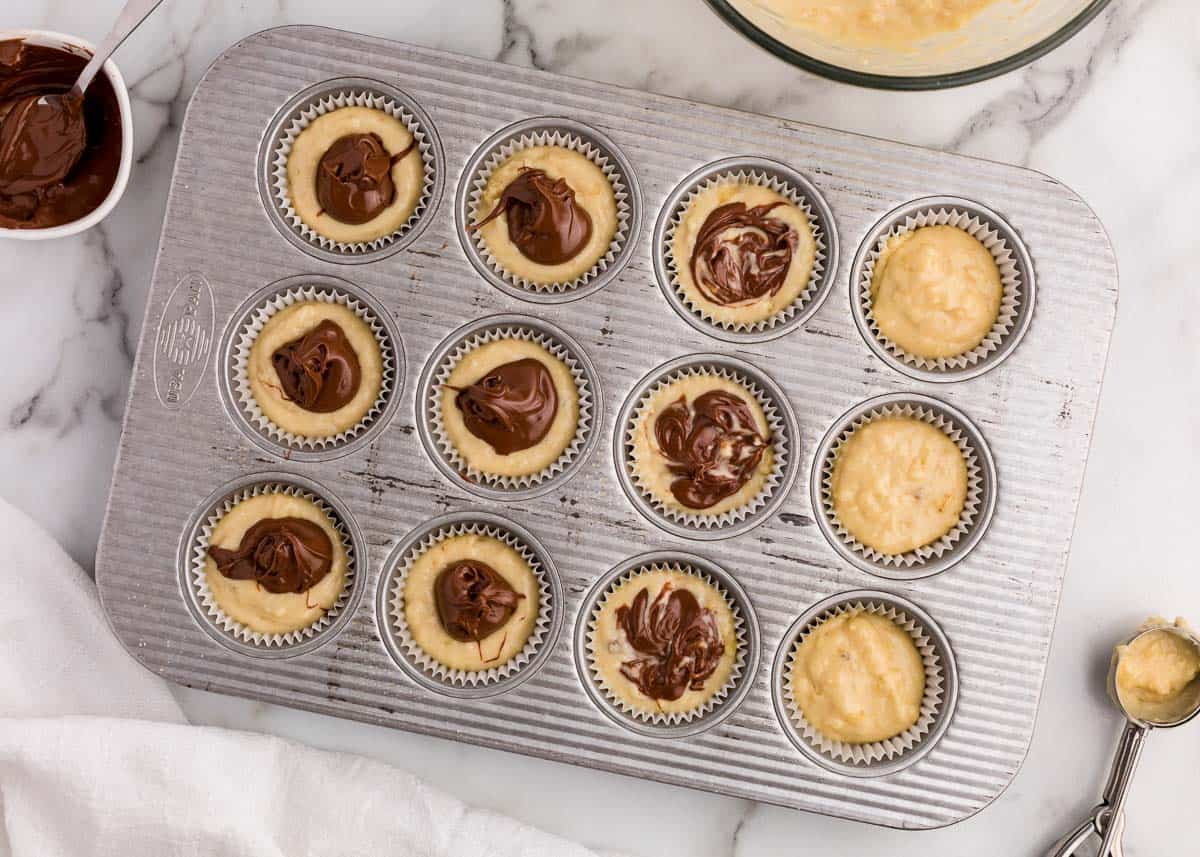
[
  {"xmin": 663, "ymin": 169, "xmax": 827, "ymax": 333},
  {"xmin": 625, "ymin": 365, "xmax": 789, "ymax": 530},
  {"xmin": 821, "ymin": 402, "xmax": 983, "ymax": 569},
  {"xmin": 426, "ymin": 325, "xmax": 594, "ymax": 490},
  {"xmin": 230, "ymin": 285, "xmax": 395, "ymax": 451},
  {"xmin": 859, "ymin": 206, "xmax": 1022, "ymax": 372},
  {"xmin": 387, "ymin": 521, "xmax": 553, "ymax": 687},
  {"xmin": 270, "ymin": 87, "xmax": 436, "ymax": 255},
  {"xmin": 585, "ymin": 562, "xmax": 747, "ymax": 725},
  {"xmin": 466, "ymin": 128, "xmax": 632, "ymax": 293},
  {"xmin": 783, "ymin": 599, "xmax": 945, "ymax": 767},
  {"xmin": 189, "ymin": 482, "xmax": 356, "ymax": 648}
]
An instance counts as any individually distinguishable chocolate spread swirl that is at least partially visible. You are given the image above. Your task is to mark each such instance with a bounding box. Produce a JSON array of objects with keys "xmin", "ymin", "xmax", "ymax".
[
  {"xmin": 654, "ymin": 390, "xmax": 770, "ymax": 510},
  {"xmin": 0, "ymin": 40, "xmax": 122, "ymax": 229},
  {"xmin": 472, "ymin": 167, "xmax": 592, "ymax": 265},
  {"xmin": 690, "ymin": 201, "xmax": 798, "ymax": 306},
  {"xmin": 434, "ymin": 560, "xmax": 524, "ymax": 642},
  {"xmin": 208, "ymin": 517, "xmax": 334, "ymax": 594},
  {"xmin": 616, "ymin": 583, "xmax": 724, "ymax": 702},
  {"xmin": 271, "ymin": 319, "xmax": 362, "ymax": 414},
  {"xmin": 452, "ymin": 358, "xmax": 558, "ymax": 455},
  {"xmin": 316, "ymin": 132, "xmax": 415, "ymax": 225}
]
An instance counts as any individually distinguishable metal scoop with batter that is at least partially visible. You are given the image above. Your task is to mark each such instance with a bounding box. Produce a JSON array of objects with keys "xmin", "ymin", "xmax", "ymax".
[{"xmin": 1049, "ymin": 622, "xmax": 1200, "ymax": 857}]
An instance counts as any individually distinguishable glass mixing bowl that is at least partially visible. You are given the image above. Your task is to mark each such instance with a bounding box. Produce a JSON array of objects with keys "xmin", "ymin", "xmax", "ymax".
[{"xmin": 704, "ymin": 0, "xmax": 1113, "ymax": 89}]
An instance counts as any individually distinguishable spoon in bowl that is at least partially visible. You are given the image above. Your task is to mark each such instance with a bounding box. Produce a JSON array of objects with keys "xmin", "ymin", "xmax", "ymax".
[{"xmin": 0, "ymin": 0, "xmax": 164, "ymax": 195}]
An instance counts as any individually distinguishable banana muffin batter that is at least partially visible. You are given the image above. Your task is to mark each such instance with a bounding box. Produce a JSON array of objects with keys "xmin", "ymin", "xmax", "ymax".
[
  {"xmin": 870, "ymin": 225, "xmax": 1003, "ymax": 360},
  {"xmin": 831, "ymin": 415, "xmax": 967, "ymax": 555},
  {"xmin": 789, "ymin": 609, "xmax": 925, "ymax": 744},
  {"xmin": 1115, "ymin": 618, "xmax": 1200, "ymax": 724}
]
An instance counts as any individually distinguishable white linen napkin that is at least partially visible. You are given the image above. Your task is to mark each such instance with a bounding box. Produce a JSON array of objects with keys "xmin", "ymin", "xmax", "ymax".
[{"xmin": 0, "ymin": 496, "xmax": 614, "ymax": 857}]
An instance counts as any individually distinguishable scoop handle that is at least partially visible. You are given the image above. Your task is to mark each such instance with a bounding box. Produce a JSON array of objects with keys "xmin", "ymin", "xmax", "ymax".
[
  {"xmin": 1095, "ymin": 721, "xmax": 1147, "ymax": 856},
  {"xmin": 71, "ymin": 0, "xmax": 166, "ymax": 98}
]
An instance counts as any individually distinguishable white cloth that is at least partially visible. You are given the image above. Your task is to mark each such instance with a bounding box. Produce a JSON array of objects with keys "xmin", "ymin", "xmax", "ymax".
[{"xmin": 0, "ymin": 497, "xmax": 612, "ymax": 857}]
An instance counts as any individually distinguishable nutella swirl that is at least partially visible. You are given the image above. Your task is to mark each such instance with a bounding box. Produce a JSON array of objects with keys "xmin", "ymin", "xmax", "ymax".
[
  {"xmin": 434, "ymin": 560, "xmax": 524, "ymax": 642},
  {"xmin": 452, "ymin": 358, "xmax": 558, "ymax": 454},
  {"xmin": 654, "ymin": 389, "xmax": 770, "ymax": 510},
  {"xmin": 472, "ymin": 167, "xmax": 593, "ymax": 265},
  {"xmin": 208, "ymin": 517, "xmax": 334, "ymax": 594},
  {"xmin": 316, "ymin": 132, "xmax": 415, "ymax": 225},
  {"xmin": 616, "ymin": 582, "xmax": 724, "ymax": 702},
  {"xmin": 689, "ymin": 201, "xmax": 799, "ymax": 306},
  {"xmin": 271, "ymin": 319, "xmax": 362, "ymax": 414}
]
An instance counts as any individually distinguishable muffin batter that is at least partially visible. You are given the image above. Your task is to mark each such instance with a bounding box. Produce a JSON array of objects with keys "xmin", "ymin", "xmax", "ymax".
[
  {"xmin": 402, "ymin": 533, "xmax": 540, "ymax": 672},
  {"xmin": 631, "ymin": 374, "xmax": 774, "ymax": 518},
  {"xmin": 672, "ymin": 181, "xmax": 816, "ymax": 326},
  {"xmin": 870, "ymin": 225, "xmax": 1003, "ymax": 360},
  {"xmin": 1115, "ymin": 618, "xmax": 1200, "ymax": 724},
  {"xmin": 440, "ymin": 337, "xmax": 579, "ymax": 478},
  {"xmin": 732, "ymin": 0, "xmax": 1006, "ymax": 50},
  {"xmin": 248, "ymin": 301, "xmax": 383, "ymax": 438},
  {"xmin": 286, "ymin": 106, "xmax": 423, "ymax": 244},
  {"xmin": 789, "ymin": 610, "xmax": 925, "ymax": 744},
  {"xmin": 474, "ymin": 145, "xmax": 617, "ymax": 285},
  {"xmin": 591, "ymin": 567, "xmax": 739, "ymax": 716},
  {"xmin": 831, "ymin": 415, "xmax": 967, "ymax": 555},
  {"xmin": 203, "ymin": 492, "xmax": 348, "ymax": 636}
]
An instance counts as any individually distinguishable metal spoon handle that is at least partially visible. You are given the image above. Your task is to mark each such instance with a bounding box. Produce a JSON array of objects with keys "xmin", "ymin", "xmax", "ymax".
[
  {"xmin": 71, "ymin": 0, "xmax": 166, "ymax": 98},
  {"xmin": 1096, "ymin": 721, "xmax": 1148, "ymax": 855}
]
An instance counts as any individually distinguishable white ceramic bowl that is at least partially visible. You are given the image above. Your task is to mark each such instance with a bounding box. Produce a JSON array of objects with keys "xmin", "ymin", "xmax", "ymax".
[{"xmin": 0, "ymin": 30, "xmax": 133, "ymax": 240}]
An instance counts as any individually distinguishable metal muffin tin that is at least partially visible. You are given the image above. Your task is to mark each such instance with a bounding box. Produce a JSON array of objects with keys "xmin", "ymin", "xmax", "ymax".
[{"xmin": 95, "ymin": 26, "xmax": 1118, "ymax": 830}]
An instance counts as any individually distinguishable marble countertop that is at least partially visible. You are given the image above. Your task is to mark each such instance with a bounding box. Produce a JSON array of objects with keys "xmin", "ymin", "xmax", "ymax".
[{"xmin": 4, "ymin": 1, "xmax": 1197, "ymax": 854}]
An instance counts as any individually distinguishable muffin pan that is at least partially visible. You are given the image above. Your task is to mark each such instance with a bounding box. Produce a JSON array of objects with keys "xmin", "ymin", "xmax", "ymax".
[{"xmin": 95, "ymin": 26, "xmax": 1118, "ymax": 830}]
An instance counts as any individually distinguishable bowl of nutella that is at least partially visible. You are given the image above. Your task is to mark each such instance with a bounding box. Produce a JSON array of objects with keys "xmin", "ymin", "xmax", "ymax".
[
  {"xmin": 704, "ymin": 0, "xmax": 1113, "ymax": 89},
  {"xmin": 0, "ymin": 31, "xmax": 132, "ymax": 239}
]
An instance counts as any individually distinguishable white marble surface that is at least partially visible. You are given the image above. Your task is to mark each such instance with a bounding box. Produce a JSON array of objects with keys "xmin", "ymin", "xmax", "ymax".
[{"xmin": 2, "ymin": 0, "xmax": 1197, "ymax": 854}]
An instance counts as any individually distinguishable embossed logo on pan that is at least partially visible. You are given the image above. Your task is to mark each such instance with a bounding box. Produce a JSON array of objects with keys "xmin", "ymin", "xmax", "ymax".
[{"xmin": 153, "ymin": 272, "xmax": 215, "ymax": 410}]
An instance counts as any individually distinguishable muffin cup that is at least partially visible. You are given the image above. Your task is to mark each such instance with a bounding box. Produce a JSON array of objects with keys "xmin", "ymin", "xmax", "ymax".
[
  {"xmin": 654, "ymin": 156, "xmax": 837, "ymax": 343},
  {"xmin": 257, "ymin": 77, "xmax": 442, "ymax": 264},
  {"xmin": 178, "ymin": 472, "xmax": 365, "ymax": 658},
  {"xmin": 811, "ymin": 393, "xmax": 997, "ymax": 580},
  {"xmin": 850, "ymin": 196, "xmax": 1035, "ymax": 382},
  {"xmin": 455, "ymin": 117, "xmax": 641, "ymax": 303},
  {"xmin": 615, "ymin": 354, "xmax": 798, "ymax": 540},
  {"xmin": 771, "ymin": 590, "xmax": 958, "ymax": 777},
  {"xmin": 375, "ymin": 512, "xmax": 563, "ymax": 698},
  {"xmin": 417, "ymin": 314, "xmax": 601, "ymax": 500},
  {"xmin": 219, "ymin": 274, "xmax": 403, "ymax": 462},
  {"xmin": 574, "ymin": 551, "xmax": 760, "ymax": 738}
]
